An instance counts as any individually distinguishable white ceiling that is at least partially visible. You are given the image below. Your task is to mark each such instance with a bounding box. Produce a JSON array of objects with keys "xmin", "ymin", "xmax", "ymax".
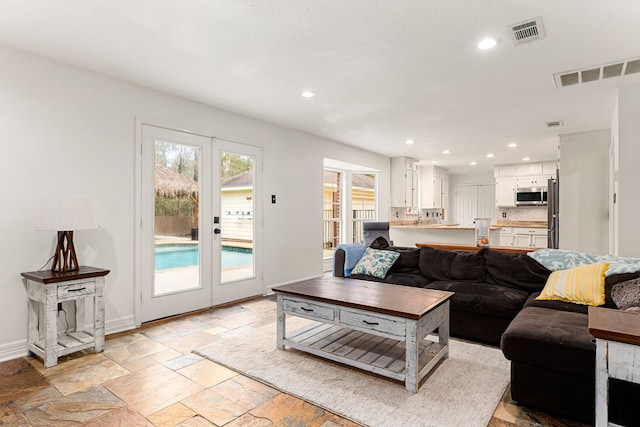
[{"xmin": 2, "ymin": 0, "xmax": 640, "ymax": 173}]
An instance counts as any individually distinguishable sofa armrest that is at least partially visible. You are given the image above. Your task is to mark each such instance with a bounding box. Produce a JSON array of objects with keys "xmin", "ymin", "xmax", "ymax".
[{"xmin": 333, "ymin": 248, "xmax": 346, "ymax": 277}]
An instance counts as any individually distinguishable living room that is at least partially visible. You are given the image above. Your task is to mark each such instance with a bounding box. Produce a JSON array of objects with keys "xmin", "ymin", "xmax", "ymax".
[{"xmin": 2, "ymin": 1, "xmax": 640, "ymax": 426}]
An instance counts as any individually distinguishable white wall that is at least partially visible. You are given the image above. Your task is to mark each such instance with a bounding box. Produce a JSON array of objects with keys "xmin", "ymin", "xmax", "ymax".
[
  {"xmin": 0, "ymin": 45, "xmax": 391, "ymax": 360},
  {"xmin": 558, "ymin": 130, "xmax": 610, "ymax": 255},
  {"xmin": 616, "ymin": 84, "xmax": 640, "ymax": 258}
]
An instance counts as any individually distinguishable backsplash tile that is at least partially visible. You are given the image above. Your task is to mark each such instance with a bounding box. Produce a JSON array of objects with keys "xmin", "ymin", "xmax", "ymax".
[{"xmin": 499, "ymin": 207, "xmax": 547, "ymax": 222}]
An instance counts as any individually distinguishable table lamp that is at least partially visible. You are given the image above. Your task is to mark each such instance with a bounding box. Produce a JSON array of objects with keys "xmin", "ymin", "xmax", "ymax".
[{"xmin": 35, "ymin": 198, "xmax": 97, "ymax": 272}]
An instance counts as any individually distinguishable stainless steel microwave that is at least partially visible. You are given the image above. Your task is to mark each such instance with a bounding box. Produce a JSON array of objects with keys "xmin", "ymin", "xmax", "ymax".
[{"xmin": 516, "ymin": 187, "xmax": 548, "ymax": 206}]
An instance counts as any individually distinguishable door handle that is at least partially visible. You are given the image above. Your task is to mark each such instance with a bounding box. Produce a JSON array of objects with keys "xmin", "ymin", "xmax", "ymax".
[{"xmin": 214, "ymin": 228, "xmax": 221, "ymax": 234}]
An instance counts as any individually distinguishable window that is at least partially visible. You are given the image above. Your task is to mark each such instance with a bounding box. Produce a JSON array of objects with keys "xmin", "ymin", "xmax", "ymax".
[
  {"xmin": 323, "ymin": 167, "xmax": 378, "ymax": 263},
  {"xmin": 323, "ymin": 170, "xmax": 341, "ymax": 258},
  {"xmin": 351, "ymin": 173, "xmax": 376, "ymax": 244}
]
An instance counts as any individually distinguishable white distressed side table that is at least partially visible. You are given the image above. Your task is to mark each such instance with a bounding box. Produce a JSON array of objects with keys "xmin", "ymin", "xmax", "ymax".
[
  {"xmin": 21, "ymin": 266, "xmax": 110, "ymax": 368},
  {"xmin": 588, "ymin": 306, "xmax": 640, "ymax": 427}
]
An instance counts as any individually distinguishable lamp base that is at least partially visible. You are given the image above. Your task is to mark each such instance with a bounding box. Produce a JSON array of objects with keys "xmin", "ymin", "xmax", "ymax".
[{"xmin": 51, "ymin": 231, "xmax": 79, "ymax": 272}]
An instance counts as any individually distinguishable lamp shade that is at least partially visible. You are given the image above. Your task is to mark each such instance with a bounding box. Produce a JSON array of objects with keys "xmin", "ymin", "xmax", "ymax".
[{"xmin": 35, "ymin": 198, "xmax": 97, "ymax": 231}]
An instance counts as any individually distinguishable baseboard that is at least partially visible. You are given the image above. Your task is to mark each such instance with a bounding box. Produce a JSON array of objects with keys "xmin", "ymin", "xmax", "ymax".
[
  {"xmin": 106, "ymin": 315, "xmax": 137, "ymax": 335},
  {"xmin": 0, "ymin": 314, "xmax": 137, "ymax": 363},
  {"xmin": 0, "ymin": 339, "xmax": 29, "ymax": 363}
]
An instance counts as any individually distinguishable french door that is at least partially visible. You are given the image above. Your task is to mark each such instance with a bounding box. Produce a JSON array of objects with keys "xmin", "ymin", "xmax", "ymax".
[{"xmin": 140, "ymin": 125, "xmax": 262, "ymax": 322}]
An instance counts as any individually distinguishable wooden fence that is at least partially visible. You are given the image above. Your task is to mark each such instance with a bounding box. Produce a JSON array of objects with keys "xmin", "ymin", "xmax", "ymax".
[{"xmin": 155, "ymin": 216, "xmax": 193, "ymax": 237}]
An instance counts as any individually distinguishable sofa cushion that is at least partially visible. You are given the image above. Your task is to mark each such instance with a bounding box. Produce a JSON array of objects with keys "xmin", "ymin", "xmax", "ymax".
[
  {"xmin": 524, "ymin": 292, "xmax": 589, "ymax": 314},
  {"xmin": 387, "ymin": 247, "xmax": 421, "ymax": 275},
  {"xmin": 369, "ymin": 236, "xmax": 390, "ymax": 249},
  {"xmin": 501, "ymin": 306, "xmax": 595, "ymax": 378},
  {"xmin": 425, "ymin": 280, "xmax": 528, "ymax": 318},
  {"xmin": 419, "ymin": 246, "xmax": 488, "ymax": 282},
  {"xmin": 484, "ymin": 249, "xmax": 550, "ymax": 292},
  {"xmin": 351, "ymin": 248, "xmax": 399, "ymax": 279},
  {"xmin": 536, "ymin": 262, "xmax": 608, "ymax": 306}
]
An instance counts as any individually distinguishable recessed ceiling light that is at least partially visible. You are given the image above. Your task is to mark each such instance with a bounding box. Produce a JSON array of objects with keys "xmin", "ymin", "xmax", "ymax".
[
  {"xmin": 442, "ymin": 150, "xmax": 451, "ymax": 154},
  {"xmin": 432, "ymin": 161, "xmax": 438, "ymax": 164},
  {"xmin": 405, "ymin": 139, "xmax": 415, "ymax": 145},
  {"xmin": 470, "ymin": 161, "xmax": 477, "ymax": 166},
  {"xmin": 478, "ymin": 38, "xmax": 498, "ymax": 50},
  {"xmin": 301, "ymin": 91, "xmax": 316, "ymax": 98},
  {"xmin": 508, "ymin": 142, "xmax": 518, "ymax": 148},
  {"xmin": 486, "ymin": 153, "xmax": 495, "ymax": 158},
  {"xmin": 522, "ymin": 157, "xmax": 530, "ymax": 161}
]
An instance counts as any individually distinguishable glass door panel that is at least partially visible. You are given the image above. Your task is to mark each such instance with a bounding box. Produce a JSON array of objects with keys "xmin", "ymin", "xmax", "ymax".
[
  {"xmin": 212, "ymin": 140, "xmax": 262, "ymax": 304},
  {"xmin": 141, "ymin": 125, "xmax": 212, "ymax": 322},
  {"xmin": 154, "ymin": 140, "xmax": 201, "ymax": 295},
  {"xmin": 220, "ymin": 151, "xmax": 255, "ymax": 283}
]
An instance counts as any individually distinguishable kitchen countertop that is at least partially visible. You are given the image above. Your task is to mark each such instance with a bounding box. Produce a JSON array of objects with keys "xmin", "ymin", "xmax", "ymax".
[
  {"xmin": 495, "ymin": 221, "xmax": 548, "ymax": 229},
  {"xmin": 389, "ymin": 220, "xmax": 548, "ymax": 230}
]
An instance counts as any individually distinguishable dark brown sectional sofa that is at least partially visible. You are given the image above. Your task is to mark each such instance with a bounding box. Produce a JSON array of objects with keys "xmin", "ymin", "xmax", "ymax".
[{"xmin": 333, "ymin": 244, "xmax": 640, "ymax": 425}]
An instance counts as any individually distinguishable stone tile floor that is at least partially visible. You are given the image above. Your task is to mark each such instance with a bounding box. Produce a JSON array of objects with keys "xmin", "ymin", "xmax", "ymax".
[{"xmin": 0, "ymin": 296, "xmax": 589, "ymax": 426}]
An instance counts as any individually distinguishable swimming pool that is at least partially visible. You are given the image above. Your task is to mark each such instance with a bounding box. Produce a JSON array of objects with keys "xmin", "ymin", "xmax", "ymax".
[{"xmin": 155, "ymin": 244, "xmax": 253, "ymax": 270}]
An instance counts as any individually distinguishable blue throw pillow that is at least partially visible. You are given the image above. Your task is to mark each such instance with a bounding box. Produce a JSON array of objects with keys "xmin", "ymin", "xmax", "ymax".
[{"xmin": 351, "ymin": 248, "xmax": 400, "ymax": 279}]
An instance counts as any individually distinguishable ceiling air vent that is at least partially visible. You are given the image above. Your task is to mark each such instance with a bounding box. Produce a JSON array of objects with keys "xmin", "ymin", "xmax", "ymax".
[
  {"xmin": 507, "ymin": 17, "xmax": 546, "ymax": 45},
  {"xmin": 546, "ymin": 120, "xmax": 564, "ymax": 128},
  {"xmin": 554, "ymin": 57, "xmax": 640, "ymax": 88}
]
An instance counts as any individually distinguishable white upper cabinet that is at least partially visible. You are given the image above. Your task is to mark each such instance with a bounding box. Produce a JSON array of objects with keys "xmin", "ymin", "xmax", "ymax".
[
  {"xmin": 542, "ymin": 161, "xmax": 557, "ymax": 176},
  {"xmin": 515, "ymin": 175, "xmax": 552, "ymax": 187},
  {"xmin": 495, "ymin": 177, "xmax": 516, "ymax": 207},
  {"xmin": 495, "ymin": 161, "xmax": 556, "ymax": 202},
  {"xmin": 420, "ymin": 165, "xmax": 449, "ymax": 209},
  {"xmin": 494, "ymin": 165, "xmax": 517, "ymax": 177},
  {"xmin": 391, "ymin": 157, "xmax": 419, "ymax": 208},
  {"xmin": 515, "ymin": 163, "xmax": 543, "ymax": 176}
]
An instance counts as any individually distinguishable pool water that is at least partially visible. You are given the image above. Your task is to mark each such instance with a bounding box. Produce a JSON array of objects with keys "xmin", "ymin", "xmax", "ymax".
[{"xmin": 155, "ymin": 244, "xmax": 253, "ymax": 270}]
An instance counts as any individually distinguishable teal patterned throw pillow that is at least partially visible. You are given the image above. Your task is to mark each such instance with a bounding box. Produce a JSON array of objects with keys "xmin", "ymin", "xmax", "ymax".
[
  {"xmin": 351, "ymin": 248, "xmax": 400, "ymax": 279},
  {"xmin": 528, "ymin": 249, "xmax": 640, "ymax": 277}
]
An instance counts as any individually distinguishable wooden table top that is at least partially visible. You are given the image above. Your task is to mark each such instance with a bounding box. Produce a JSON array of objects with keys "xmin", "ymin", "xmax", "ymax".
[
  {"xmin": 588, "ymin": 306, "xmax": 640, "ymax": 345},
  {"xmin": 21, "ymin": 266, "xmax": 110, "ymax": 284},
  {"xmin": 415, "ymin": 242, "xmax": 532, "ymax": 254},
  {"xmin": 273, "ymin": 276, "xmax": 453, "ymax": 320}
]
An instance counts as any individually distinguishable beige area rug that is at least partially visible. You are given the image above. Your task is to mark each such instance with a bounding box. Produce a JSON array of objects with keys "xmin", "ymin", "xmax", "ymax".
[{"xmin": 195, "ymin": 314, "xmax": 510, "ymax": 427}]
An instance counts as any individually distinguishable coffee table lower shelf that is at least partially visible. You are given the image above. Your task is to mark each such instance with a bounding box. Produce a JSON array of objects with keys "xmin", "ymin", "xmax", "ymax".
[{"xmin": 283, "ymin": 322, "xmax": 447, "ymax": 384}]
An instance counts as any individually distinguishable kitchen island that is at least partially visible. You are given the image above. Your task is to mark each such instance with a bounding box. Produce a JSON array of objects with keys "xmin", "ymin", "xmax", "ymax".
[{"xmin": 389, "ymin": 221, "xmax": 547, "ymax": 248}]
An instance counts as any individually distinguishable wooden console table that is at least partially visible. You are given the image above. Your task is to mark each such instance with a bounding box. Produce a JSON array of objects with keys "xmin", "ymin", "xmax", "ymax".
[
  {"xmin": 415, "ymin": 242, "xmax": 532, "ymax": 254},
  {"xmin": 21, "ymin": 266, "xmax": 109, "ymax": 367},
  {"xmin": 588, "ymin": 306, "xmax": 640, "ymax": 427}
]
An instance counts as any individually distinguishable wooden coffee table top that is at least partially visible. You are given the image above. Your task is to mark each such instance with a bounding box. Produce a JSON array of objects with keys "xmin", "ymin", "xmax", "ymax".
[
  {"xmin": 273, "ymin": 276, "xmax": 453, "ymax": 320},
  {"xmin": 588, "ymin": 306, "xmax": 640, "ymax": 345}
]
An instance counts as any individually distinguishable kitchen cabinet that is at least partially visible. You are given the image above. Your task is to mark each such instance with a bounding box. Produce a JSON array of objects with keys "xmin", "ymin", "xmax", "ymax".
[
  {"xmin": 495, "ymin": 162, "xmax": 556, "ymax": 177},
  {"xmin": 542, "ymin": 161, "xmax": 557, "ymax": 176},
  {"xmin": 515, "ymin": 163, "xmax": 543, "ymax": 176},
  {"xmin": 494, "ymin": 165, "xmax": 516, "ymax": 177},
  {"xmin": 432, "ymin": 176, "xmax": 449, "ymax": 209},
  {"xmin": 495, "ymin": 161, "xmax": 556, "ymax": 209},
  {"xmin": 498, "ymin": 227, "xmax": 514, "ymax": 246},
  {"xmin": 515, "ymin": 175, "xmax": 553, "ymax": 188},
  {"xmin": 513, "ymin": 227, "xmax": 547, "ymax": 248},
  {"xmin": 495, "ymin": 177, "xmax": 516, "ymax": 207},
  {"xmin": 391, "ymin": 157, "xmax": 419, "ymax": 208},
  {"xmin": 420, "ymin": 165, "xmax": 448, "ymax": 210}
]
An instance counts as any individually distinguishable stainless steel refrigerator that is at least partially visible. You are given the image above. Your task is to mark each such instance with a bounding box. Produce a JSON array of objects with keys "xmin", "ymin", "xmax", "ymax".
[{"xmin": 547, "ymin": 175, "xmax": 559, "ymax": 249}]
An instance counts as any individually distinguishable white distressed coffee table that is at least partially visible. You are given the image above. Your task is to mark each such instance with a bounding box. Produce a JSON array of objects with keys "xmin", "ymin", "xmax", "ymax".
[{"xmin": 273, "ymin": 277, "xmax": 453, "ymax": 393}]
